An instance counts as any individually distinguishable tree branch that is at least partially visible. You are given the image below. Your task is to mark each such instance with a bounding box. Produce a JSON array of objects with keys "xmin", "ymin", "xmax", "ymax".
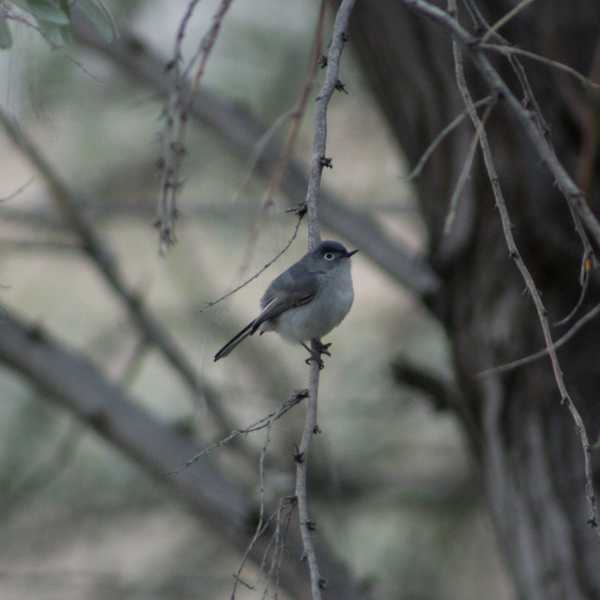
[
  {"xmin": 72, "ymin": 18, "xmax": 440, "ymax": 299},
  {"xmin": 446, "ymin": 0, "xmax": 599, "ymax": 534},
  {"xmin": 294, "ymin": 2, "xmax": 357, "ymax": 596}
]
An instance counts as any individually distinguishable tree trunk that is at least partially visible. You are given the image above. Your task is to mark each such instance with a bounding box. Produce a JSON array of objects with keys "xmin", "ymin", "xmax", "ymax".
[{"xmin": 349, "ymin": 2, "xmax": 600, "ymax": 598}]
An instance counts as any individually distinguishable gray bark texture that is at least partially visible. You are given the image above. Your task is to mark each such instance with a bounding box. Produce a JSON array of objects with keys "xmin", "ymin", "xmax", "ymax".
[{"xmin": 349, "ymin": 2, "xmax": 600, "ymax": 598}]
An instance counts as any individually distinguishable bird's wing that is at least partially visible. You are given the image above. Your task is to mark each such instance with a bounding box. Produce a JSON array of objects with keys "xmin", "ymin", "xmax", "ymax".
[{"xmin": 252, "ymin": 264, "xmax": 319, "ymax": 331}]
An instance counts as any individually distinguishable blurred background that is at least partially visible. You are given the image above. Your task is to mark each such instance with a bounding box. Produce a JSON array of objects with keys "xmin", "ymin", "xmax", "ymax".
[{"xmin": 0, "ymin": 1, "xmax": 512, "ymax": 598}]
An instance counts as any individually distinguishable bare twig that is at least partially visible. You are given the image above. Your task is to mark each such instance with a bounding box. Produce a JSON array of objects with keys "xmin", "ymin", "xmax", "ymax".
[
  {"xmin": 262, "ymin": 0, "xmax": 327, "ymax": 213},
  {"xmin": 230, "ymin": 417, "xmax": 275, "ymax": 599},
  {"xmin": 464, "ymin": 0, "xmax": 597, "ymax": 303},
  {"xmin": 197, "ymin": 208, "xmax": 305, "ymax": 315},
  {"xmin": 295, "ymin": 2, "xmax": 357, "ymax": 597},
  {"xmin": 235, "ymin": 2, "xmax": 327, "ymax": 280},
  {"xmin": 479, "ymin": 302, "xmax": 600, "ymax": 377},
  {"xmin": 172, "ymin": 390, "xmax": 307, "ymax": 475},
  {"xmin": 0, "ymin": 109, "xmax": 237, "ymax": 437},
  {"xmin": 444, "ymin": 99, "xmax": 495, "ymax": 234},
  {"xmin": 479, "ymin": 0, "xmax": 536, "ymax": 44},
  {"xmin": 446, "ymin": 0, "xmax": 600, "ymax": 534},
  {"xmin": 0, "ymin": 176, "xmax": 34, "ymax": 202},
  {"xmin": 481, "ymin": 44, "xmax": 600, "ymax": 91},
  {"xmin": 402, "ymin": 95, "xmax": 494, "ymax": 181},
  {"xmin": 157, "ymin": 0, "xmax": 234, "ymax": 253}
]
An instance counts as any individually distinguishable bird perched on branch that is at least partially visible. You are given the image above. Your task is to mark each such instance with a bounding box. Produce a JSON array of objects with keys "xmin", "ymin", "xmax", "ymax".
[{"xmin": 214, "ymin": 240, "xmax": 357, "ymax": 367}]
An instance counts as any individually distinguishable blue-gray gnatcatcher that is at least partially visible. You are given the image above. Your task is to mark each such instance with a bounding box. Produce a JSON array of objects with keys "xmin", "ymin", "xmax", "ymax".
[{"xmin": 214, "ymin": 240, "xmax": 357, "ymax": 363}]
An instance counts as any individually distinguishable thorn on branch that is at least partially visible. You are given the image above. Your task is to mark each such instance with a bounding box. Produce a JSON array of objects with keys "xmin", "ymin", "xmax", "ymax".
[
  {"xmin": 313, "ymin": 424, "xmax": 322, "ymax": 435},
  {"xmin": 341, "ymin": 31, "xmax": 349, "ymax": 42},
  {"xmin": 293, "ymin": 447, "xmax": 305, "ymax": 464},
  {"xmin": 334, "ymin": 79, "xmax": 348, "ymax": 94},
  {"xmin": 320, "ymin": 156, "xmax": 333, "ymax": 169},
  {"xmin": 305, "ymin": 520, "xmax": 316, "ymax": 531},
  {"xmin": 286, "ymin": 203, "xmax": 307, "ymax": 218},
  {"xmin": 587, "ymin": 518, "xmax": 598, "ymax": 528},
  {"xmin": 319, "ymin": 55, "xmax": 328, "ymax": 69},
  {"xmin": 318, "ymin": 578, "xmax": 328, "ymax": 590}
]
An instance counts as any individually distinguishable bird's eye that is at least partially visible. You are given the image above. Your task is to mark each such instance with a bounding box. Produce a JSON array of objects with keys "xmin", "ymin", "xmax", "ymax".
[{"xmin": 324, "ymin": 252, "xmax": 335, "ymax": 261}]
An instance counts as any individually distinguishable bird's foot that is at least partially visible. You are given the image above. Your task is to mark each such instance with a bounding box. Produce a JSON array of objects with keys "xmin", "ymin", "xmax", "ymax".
[{"xmin": 302, "ymin": 341, "xmax": 332, "ymax": 370}]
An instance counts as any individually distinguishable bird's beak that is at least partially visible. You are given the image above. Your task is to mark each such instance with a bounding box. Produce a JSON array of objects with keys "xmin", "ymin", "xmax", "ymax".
[{"xmin": 346, "ymin": 249, "xmax": 359, "ymax": 258}]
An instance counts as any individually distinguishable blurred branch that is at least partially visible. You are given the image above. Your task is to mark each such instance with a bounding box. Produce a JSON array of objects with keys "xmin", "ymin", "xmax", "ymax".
[
  {"xmin": 0, "ymin": 109, "xmax": 237, "ymax": 438},
  {"xmin": 0, "ymin": 307, "xmax": 364, "ymax": 600},
  {"xmin": 391, "ymin": 360, "xmax": 458, "ymax": 412},
  {"xmin": 72, "ymin": 18, "xmax": 441, "ymax": 299},
  {"xmin": 0, "ymin": 176, "xmax": 34, "ymax": 202},
  {"xmin": 157, "ymin": 0, "xmax": 234, "ymax": 252},
  {"xmin": 0, "ymin": 418, "xmax": 82, "ymax": 517}
]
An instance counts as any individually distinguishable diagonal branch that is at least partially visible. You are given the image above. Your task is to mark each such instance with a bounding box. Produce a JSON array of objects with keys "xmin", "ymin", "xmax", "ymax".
[{"xmin": 0, "ymin": 109, "xmax": 236, "ymax": 437}]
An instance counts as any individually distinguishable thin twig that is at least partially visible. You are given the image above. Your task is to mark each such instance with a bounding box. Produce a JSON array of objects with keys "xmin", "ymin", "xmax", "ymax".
[
  {"xmin": 464, "ymin": 0, "xmax": 596, "ymax": 294},
  {"xmin": 230, "ymin": 420, "xmax": 275, "ymax": 599},
  {"xmin": 447, "ymin": 0, "xmax": 600, "ymax": 535},
  {"xmin": 295, "ymin": 2, "xmax": 356, "ymax": 597},
  {"xmin": 479, "ymin": 302, "xmax": 600, "ymax": 377},
  {"xmin": 157, "ymin": 0, "xmax": 234, "ymax": 253},
  {"xmin": 232, "ymin": 108, "xmax": 295, "ymax": 280},
  {"xmin": 444, "ymin": 100, "xmax": 495, "ymax": 234},
  {"xmin": 479, "ymin": 0, "xmax": 536, "ymax": 44},
  {"xmin": 171, "ymin": 390, "xmax": 308, "ymax": 475},
  {"xmin": 236, "ymin": 2, "xmax": 327, "ymax": 279},
  {"xmin": 196, "ymin": 208, "xmax": 305, "ymax": 314},
  {"xmin": 481, "ymin": 44, "xmax": 600, "ymax": 91},
  {"xmin": 0, "ymin": 176, "xmax": 34, "ymax": 202},
  {"xmin": 402, "ymin": 95, "xmax": 494, "ymax": 181},
  {"xmin": 262, "ymin": 0, "xmax": 327, "ymax": 213}
]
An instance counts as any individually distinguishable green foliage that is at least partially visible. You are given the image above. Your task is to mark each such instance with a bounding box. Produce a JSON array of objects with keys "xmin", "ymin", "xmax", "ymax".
[{"xmin": 1, "ymin": 0, "xmax": 117, "ymax": 50}]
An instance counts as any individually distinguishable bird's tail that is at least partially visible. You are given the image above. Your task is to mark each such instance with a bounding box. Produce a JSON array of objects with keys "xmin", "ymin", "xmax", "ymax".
[{"xmin": 214, "ymin": 320, "xmax": 256, "ymax": 361}]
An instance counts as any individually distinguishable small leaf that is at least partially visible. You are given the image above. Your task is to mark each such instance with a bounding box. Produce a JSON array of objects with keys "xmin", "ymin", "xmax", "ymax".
[
  {"xmin": 25, "ymin": 0, "xmax": 70, "ymax": 25},
  {"xmin": 76, "ymin": 0, "xmax": 117, "ymax": 42},
  {"xmin": 0, "ymin": 16, "xmax": 13, "ymax": 50}
]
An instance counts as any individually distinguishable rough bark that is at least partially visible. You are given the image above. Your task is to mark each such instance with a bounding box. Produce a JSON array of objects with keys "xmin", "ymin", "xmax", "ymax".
[{"xmin": 349, "ymin": 2, "xmax": 600, "ymax": 598}]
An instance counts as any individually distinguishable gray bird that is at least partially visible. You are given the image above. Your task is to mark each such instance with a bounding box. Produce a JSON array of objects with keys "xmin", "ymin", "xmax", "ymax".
[{"xmin": 214, "ymin": 240, "xmax": 357, "ymax": 364}]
